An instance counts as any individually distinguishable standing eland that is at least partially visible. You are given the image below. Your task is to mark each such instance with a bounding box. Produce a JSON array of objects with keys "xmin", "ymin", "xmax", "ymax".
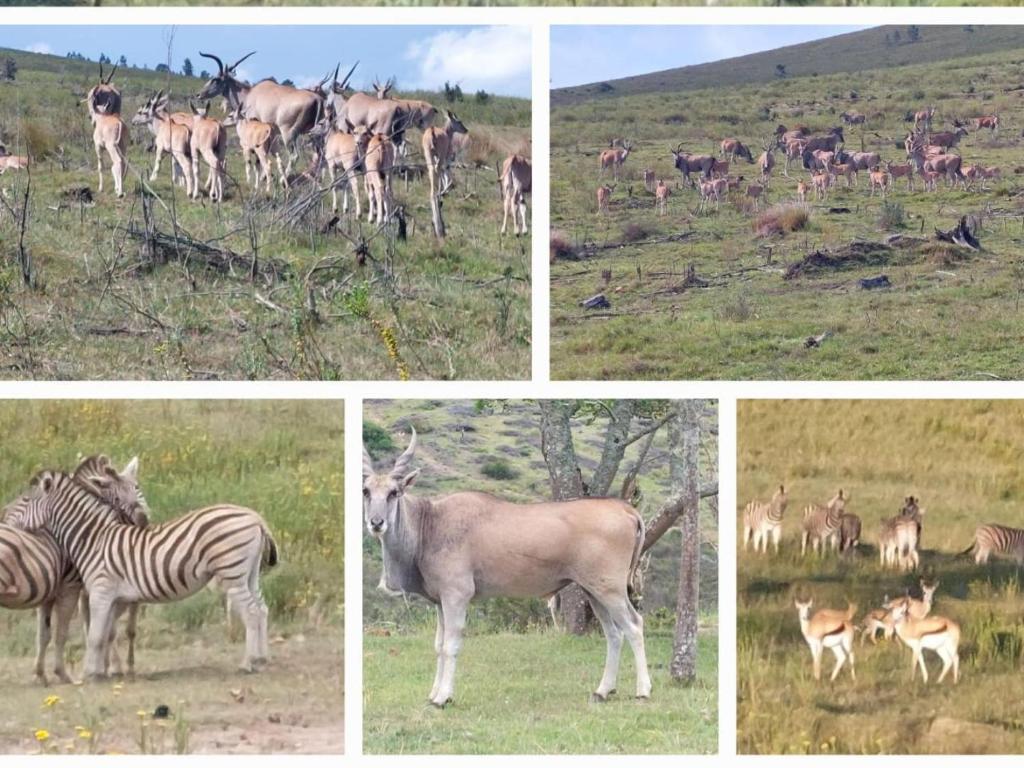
[{"xmin": 363, "ymin": 429, "xmax": 652, "ymax": 707}]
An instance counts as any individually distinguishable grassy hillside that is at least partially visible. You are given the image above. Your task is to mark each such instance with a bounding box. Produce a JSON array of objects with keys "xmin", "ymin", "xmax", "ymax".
[
  {"xmin": 362, "ymin": 399, "xmax": 718, "ymax": 755},
  {"xmin": 0, "ymin": 45, "xmax": 531, "ymax": 380},
  {"xmin": 737, "ymin": 400, "xmax": 1024, "ymax": 754},
  {"xmin": 0, "ymin": 400, "xmax": 343, "ymax": 754},
  {"xmin": 551, "ymin": 31, "xmax": 1024, "ymax": 380},
  {"xmin": 553, "ymin": 26, "xmax": 1022, "ymax": 106}
]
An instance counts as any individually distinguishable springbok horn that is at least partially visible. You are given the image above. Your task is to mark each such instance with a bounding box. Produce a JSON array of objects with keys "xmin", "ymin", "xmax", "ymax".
[
  {"xmin": 229, "ymin": 51, "xmax": 256, "ymax": 72},
  {"xmin": 391, "ymin": 427, "xmax": 417, "ymax": 478},
  {"xmin": 199, "ymin": 51, "xmax": 225, "ymax": 74},
  {"xmin": 338, "ymin": 61, "xmax": 358, "ymax": 90},
  {"xmin": 362, "ymin": 447, "xmax": 375, "ymax": 479},
  {"xmin": 105, "ymin": 63, "xmax": 118, "ymax": 84}
]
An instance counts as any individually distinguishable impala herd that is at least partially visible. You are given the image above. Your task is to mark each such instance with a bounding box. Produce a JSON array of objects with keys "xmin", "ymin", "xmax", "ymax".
[
  {"xmin": 595, "ymin": 104, "xmax": 1005, "ymax": 216},
  {"xmin": 743, "ymin": 484, "xmax": 1024, "ymax": 686},
  {"xmin": 6, "ymin": 55, "xmax": 531, "ymax": 237}
]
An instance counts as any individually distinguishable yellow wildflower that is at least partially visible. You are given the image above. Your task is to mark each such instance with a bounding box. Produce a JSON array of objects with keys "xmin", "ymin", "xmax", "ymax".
[
  {"xmin": 34, "ymin": 729, "xmax": 50, "ymax": 742},
  {"xmin": 42, "ymin": 695, "xmax": 61, "ymax": 708}
]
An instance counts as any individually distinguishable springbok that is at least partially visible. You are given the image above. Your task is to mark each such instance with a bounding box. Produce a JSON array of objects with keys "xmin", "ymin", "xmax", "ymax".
[
  {"xmin": 197, "ymin": 51, "xmax": 343, "ymax": 176},
  {"xmin": 745, "ymin": 182, "xmax": 765, "ymax": 211},
  {"xmin": 499, "ymin": 154, "xmax": 531, "ymax": 236},
  {"xmin": 796, "ymin": 179, "xmax": 808, "ymax": 203},
  {"xmin": 698, "ymin": 177, "xmax": 727, "ymax": 213},
  {"xmin": 973, "ymin": 114, "xmax": 1000, "ymax": 133},
  {"xmin": 597, "ymin": 183, "xmax": 614, "ymax": 213},
  {"xmin": 720, "ymin": 138, "xmax": 754, "ymax": 164},
  {"xmin": 131, "ymin": 91, "xmax": 194, "ymax": 198},
  {"xmin": 85, "ymin": 63, "xmax": 127, "ymax": 198},
  {"xmin": 794, "ymin": 599, "xmax": 856, "ymax": 682},
  {"xmin": 364, "ymin": 133, "xmax": 395, "ymax": 226},
  {"xmin": 188, "ymin": 102, "xmax": 227, "ymax": 202},
  {"xmin": 811, "ymin": 170, "xmax": 832, "ymax": 201},
  {"xmin": 889, "ymin": 596, "xmax": 960, "ymax": 684},
  {"xmin": 654, "ymin": 179, "xmax": 670, "ymax": 215},
  {"xmin": 422, "ymin": 110, "xmax": 468, "ymax": 201},
  {"xmin": 363, "ymin": 430, "xmax": 652, "ymax": 707},
  {"xmin": 868, "ymin": 168, "xmax": 890, "ymax": 197},
  {"xmin": 885, "ymin": 160, "xmax": 915, "ymax": 192},
  {"xmin": 914, "ymin": 106, "xmax": 936, "ymax": 132},
  {"xmin": 600, "ymin": 141, "xmax": 632, "ymax": 179},
  {"xmin": 223, "ymin": 105, "xmax": 285, "ymax": 193}
]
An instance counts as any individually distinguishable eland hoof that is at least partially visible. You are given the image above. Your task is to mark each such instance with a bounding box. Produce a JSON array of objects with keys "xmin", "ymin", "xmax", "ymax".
[
  {"xmin": 589, "ymin": 692, "xmax": 609, "ymax": 704},
  {"xmin": 428, "ymin": 697, "xmax": 452, "ymax": 709}
]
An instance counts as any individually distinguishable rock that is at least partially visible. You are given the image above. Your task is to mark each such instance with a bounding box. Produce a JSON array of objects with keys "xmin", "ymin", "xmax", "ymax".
[
  {"xmin": 581, "ymin": 293, "xmax": 611, "ymax": 309},
  {"xmin": 859, "ymin": 275, "xmax": 891, "ymax": 290}
]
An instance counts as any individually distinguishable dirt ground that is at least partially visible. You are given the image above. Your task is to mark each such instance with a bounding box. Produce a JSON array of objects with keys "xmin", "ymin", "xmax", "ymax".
[{"xmin": 0, "ymin": 628, "xmax": 343, "ymax": 755}]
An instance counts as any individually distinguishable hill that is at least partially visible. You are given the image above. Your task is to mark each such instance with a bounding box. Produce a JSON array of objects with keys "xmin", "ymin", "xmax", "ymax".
[{"xmin": 552, "ymin": 25, "xmax": 1023, "ymax": 106}]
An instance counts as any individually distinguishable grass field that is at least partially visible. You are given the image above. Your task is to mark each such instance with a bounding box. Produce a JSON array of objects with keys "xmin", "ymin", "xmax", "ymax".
[
  {"xmin": 737, "ymin": 400, "xmax": 1024, "ymax": 754},
  {"xmin": 0, "ymin": 44, "xmax": 531, "ymax": 380},
  {"xmin": 364, "ymin": 629, "xmax": 718, "ymax": 754},
  {"xmin": 362, "ymin": 399, "xmax": 718, "ymax": 754},
  {"xmin": 0, "ymin": 400, "xmax": 343, "ymax": 754},
  {"xmin": 551, "ymin": 27, "xmax": 1024, "ymax": 380}
]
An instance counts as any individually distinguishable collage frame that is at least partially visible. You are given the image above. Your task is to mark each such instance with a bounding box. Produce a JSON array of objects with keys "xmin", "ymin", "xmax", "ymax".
[{"xmin": 4, "ymin": 6, "xmax": 1024, "ymax": 765}]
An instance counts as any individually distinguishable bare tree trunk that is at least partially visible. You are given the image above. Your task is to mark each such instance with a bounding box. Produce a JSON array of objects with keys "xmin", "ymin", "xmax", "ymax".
[
  {"xmin": 590, "ymin": 400, "xmax": 634, "ymax": 496},
  {"xmin": 537, "ymin": 400, "xmax": 591, "ymax": 634},
  {"xmin": 669, "ymin": 400, "xmax": 701, "ymax": 683}
]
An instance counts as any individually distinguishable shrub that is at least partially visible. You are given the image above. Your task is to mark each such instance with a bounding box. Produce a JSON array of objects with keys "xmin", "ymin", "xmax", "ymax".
[
  {"xmin": 19, "ymin": 118, "xmax": 57, "ymax": 159},
  {"xmin": 481, "ymin": 458, "xmax": 519, "ymax": 481},
  {"xmin": 621, "ymin": 222, "xmax": 655, "ymax": 243},
  {"xmin": 878, "ymin": 201, "xmax": 905, "ymax": 230},
  {"xmin": 754, "ymin": 204, "xmax": 810, "ymax": 238},
  {"xmin": 362, "ymin": 420, "xmax": 394, "ymax": 459},
  {"xmin": 550, "ymin": 232, "xmax": 577, "ymax": 261}
]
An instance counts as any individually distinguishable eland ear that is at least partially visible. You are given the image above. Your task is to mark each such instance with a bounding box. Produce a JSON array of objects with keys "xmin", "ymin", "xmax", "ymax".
[
  {"xmin": 399, "ymin": 469, "xmax": 420, "ymax": 490},
  {"xmin": 123, "ymin": 456, "xmax": 139, "ymax": 480}
]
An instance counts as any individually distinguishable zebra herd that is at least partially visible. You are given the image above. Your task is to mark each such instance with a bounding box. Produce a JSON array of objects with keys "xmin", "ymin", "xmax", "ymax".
[
  {"xmin": 743, "ymin": 484, "xmax": 1024, "ymax": 568},
  {"xmin": 0, "ymin": 455, "xmax": 278, "ymax": 684}
]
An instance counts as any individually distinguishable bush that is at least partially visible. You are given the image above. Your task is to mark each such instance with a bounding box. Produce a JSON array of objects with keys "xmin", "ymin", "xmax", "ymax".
[
  {"xmin": 19, "ymin": 118, "xmax": 57, "ymax": 159},
  {"xmin": 550, "ymin": 232, "xmax": 577, "ymax": 261},
  {"xmin": 878, "ymin": 201, "xmax": 905, "ymax": 230},
  {"xmin": 754, "ymin": 204, "xmax": 810, "ymax": 238},
  {"xmin": 481, "ymin": 457, "xmax": 519, "ymax": 481},
  {"xmin": 362, "ymin": 420, "xmax": 394, "ymax": 459},
  {"xmin": 621, "ymin": 222, "xmax": 655, "ymax": 243}
]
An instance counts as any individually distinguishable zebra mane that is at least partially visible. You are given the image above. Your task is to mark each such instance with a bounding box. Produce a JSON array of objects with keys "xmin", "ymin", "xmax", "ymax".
[{"xmin": 73, "ymin": 455, "xmax": 113, "ymax": 485}]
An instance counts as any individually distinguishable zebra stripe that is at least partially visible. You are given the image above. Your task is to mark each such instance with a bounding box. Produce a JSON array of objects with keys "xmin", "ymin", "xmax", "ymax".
[
  {"xmin": 968, "ymin": 524, "xmax": 1024, "ymax": 564},
  {"xmin": 6, "ymin": 470, "xmax": 278, "ymax": 678},
  {"xmin": 743, "ymin": 485, "xmax": 786, "ymax": 553},
  {"xmin": 801, "ymin": 491, "xmax": 846, "ymax": 556}
]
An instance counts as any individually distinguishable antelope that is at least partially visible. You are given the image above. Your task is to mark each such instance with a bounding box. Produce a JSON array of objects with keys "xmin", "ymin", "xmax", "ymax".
[
  {"xmin": 796, "ymin": 179, "xmax": 808, "ymax": 203},
  {"xmin": 920, "ymin": 169, "xmax": 941, "ymax": 192},
  {"xmin": 222, "ymin": 105, "xmax": 285, "ymax": 193},
  {"xmin": 973, "ymin": 114, "xmax": 1000, "ymax": 133},
  {"xmin": 654, "ymin": 179, "xmax": 670, "ymax": 215},
  {"xmin": 782, "ymin": 139, "xmax": 808, "ymax": 176},
  {"xmin": 670, "ymin": 145, "xmax": 715, "ymax": 186},
  {"xmin": 805, "ymin": 149, "xmax": 835, "ymax": 171},
  {"xmin": 929, "ymin": 126, "xmax": 968, "ymax": 150},
  {"xmin": 745, "ymin": 182, "xmax": 765, "ymax": 211},
  {"xmin": 868, "ymin": 168, "xmax": 890, "ymax": 197},
  {"xmin": 311, "ymin": 116, "xmax": 371, "ymax": 216},
  {"xmin": 499, "ymin": 154, "xmax": 531, "ymax": 236},
  {"xmin": 131, "ymin": 91, "xmax": 195, "ymax": 198},
  {"xmin": 642, "ymin": 168, "xmax": 655, "ymax": 193},
  {"xmin": 831, "ymin": 160, "xmax": 856, "ymax": 188},
  {"xmin": 85, "ymin": 62, "xmax": 127, "ymax": 198},
  {"xmin": 197, "ymin": 52, "xmax": 347, "ymax": 176},
  {"xmin": 803, "ymin": 127, "xmax": 844, "ymax": 155},
  {"xmin": 923, "ymin": 154, "xmax": 964, "ymax": 189},
  {"xmin": 889, "ymin": 597, "xmax": 960, "ymax": 684},
  {"xmin": 885, "ymin": 160, "xmax": 915, "ymax": 192},
  {"xmin": 726, "ymin": 175, "xmax": 744, "ymax": 192},
  {"xmin": 698, "ymin": 177, "xmax": 728, "ymax": 213},
  {"xmin": 365, "ymin": 133, "xmax": 395, "ymax": 226},
  {"xmin": 879, "ymin": 501, "xmax": 924, "ymax": 570},
  {"xmin": 811, "ymin": 170, "xmax": 832, "ymax": 201},
  {"xmin": 965, "ymin": 165, "xmax": 1001, "ymax": 191},
  {"xmin": 839, "ymin": 111, "xmax": 866, "ymax": 126},
  {"xmin": 597, "ymin": 184, "xmax": 614, "ymax": 213},
  {"xmin": 794, "ymin": 599, "xmax": 856, "ymax": 682},
  {"xmin": 599, "ymin": 141, "xmax": 632, "ymax": 179},
  {"xmin": 757, "ymin": 138, "xmax": 775, "ymax": 185},
  {"xmin": 776, "ymin": 124, "xmax": 811, "ymax": 145},
  {"xmin": 422, "ymin": 110, "xmax": 468, "ymax": 202},
  {"xmin": 188, "ymin": 101, "xmax": 227, "ymax": 202},
  {"xmin": 914, "ymin": 106, "xmax": 936, "ymax": 132},
  {"xmin": 720, "ymin": 138, "xmax": 754, "ymax": 164},
  {"xmin": 0, "ymin": 151, "xmax": 29, "ymax": 174},
  {"xmin": 331, "ymin": 76, "xmax": 413, "ymax": 154},
  {"xmin": 848, "ymin": 151, "xmax": 880, "ymax": 175},
  {"xmin": 710, "ymin": 159, "xmax": 730, "ymax": 178}
]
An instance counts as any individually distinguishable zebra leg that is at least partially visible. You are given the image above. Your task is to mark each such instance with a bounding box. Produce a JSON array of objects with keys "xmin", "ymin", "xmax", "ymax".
[
  {"xmin": 105, "ymin": 603, "xmax": 130, "ymax": 677},
  {"xmin": 772, "ymin": 527, "xmax": 782, "ymax": 554},
  {"xmin": 84, "ymin": 591, "xmax": 117, "ymax": 680},
  {"xmin": 52, "ymin": 588, "xmax": 81, "ymax": 684},
  {"xmin": 225, "ymin": 582, "xmax": 264, "ymax": 672},
  {"xmin": 247, "ymin": 561, "xmax": 270, "ymax": 664},
  {"xmin": 34, "ymin": 602, "xmax": 54, "ymax": 686},
  {"xmin": 126, "ymin": 604, "xmax": 139, "ymax": 679}
]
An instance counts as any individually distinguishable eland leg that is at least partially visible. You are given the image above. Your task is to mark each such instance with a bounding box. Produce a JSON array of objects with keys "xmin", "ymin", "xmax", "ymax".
[
  {"xmin": 429, "ymin": 604, "xmax": 446, "ymax": 703},
  {"xmin": 599, "ymin": 590, "xmax": 651, "ymax": 698},
  {"xmin": 432, "ymin": 591, "xmax": 470, "ymax": 707},
  {"xmin": 586, "ymin": 594, "xmax": 623, "ymax": 702}
]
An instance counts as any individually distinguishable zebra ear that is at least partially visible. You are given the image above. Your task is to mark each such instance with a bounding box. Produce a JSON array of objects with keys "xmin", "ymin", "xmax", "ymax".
[
  {"xmin": 41, "ymin": 474, "xmax": 53, "ymax": 493},
  {"xmin": 123, "ymin": 456, "xmax": 139, "ymax": 481}
]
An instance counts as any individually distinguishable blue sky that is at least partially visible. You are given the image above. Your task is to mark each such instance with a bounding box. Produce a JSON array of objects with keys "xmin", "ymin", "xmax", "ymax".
[
  {"xmin": 551, "ymin": 26, "xmax": 870, "ymax": 88},
  {"xmin": 1, "ymin": 25, "xmax": 532, "ymax": 97}
]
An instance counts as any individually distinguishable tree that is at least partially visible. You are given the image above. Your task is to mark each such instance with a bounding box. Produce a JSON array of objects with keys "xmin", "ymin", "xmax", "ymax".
[
  {"xmin": 775, "ymin": 64, "xmax": 787, "ymax": 79},
  {"xmin": 182, "ymin": 57, "xmax": 194, "ymax": 77},
  {"xmin": 118, "ymin": 55, "xmax": 127, "ymax": 68},
  {"xmin": 155, "ymin": 63, "xmax": 170, "ymax": 74},
  {"xmin": 199, "ymin": 70, "xmax": 210, "ymax": 80},
  {"xmin": 99, "ymin": 53, "xmax": 111, "ymax": 65},
  {"xmin": 668, "ymin": 400, "xmax": 701, "ymax": 683}
]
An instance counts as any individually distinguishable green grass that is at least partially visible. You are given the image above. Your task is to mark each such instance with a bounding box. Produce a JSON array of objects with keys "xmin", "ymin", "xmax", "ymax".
[
  {"xmin": 0, "ymin": 46, "xmax": 531, "ymax": 380},
  {"xmin": 551, "ymin": 30, "xmax": 1024, "ymax": 380},
  {"xmin": 364, "ymin": 629, "xmax": 718, "ymax": 754},
  {"xmin": 737, "ymin": 400, "xmax": 1024, "ymax": 754}
]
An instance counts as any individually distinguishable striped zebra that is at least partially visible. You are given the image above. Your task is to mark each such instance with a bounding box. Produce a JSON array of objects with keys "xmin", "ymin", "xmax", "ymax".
[
  {"xmin": 878, "ymin": 496, "xmax": 925, "ymax": 570},
  {"xmin": 5, "ymin": 469, "xmax": 279, "ymax": 679},
  {"xmin": 800, "ymin": 490, "xmax": 847, "ymax": 556},
  {"xmin": 0, "ymin": 455, "xmax": 147, "ymax": 684},
  {"xmin": 742, "ymin": 484, "xmax": 787, "ymax": 554},
  {"xmin": 961, "ymin": 524, "xmax": 1024, "ymax": 565}
]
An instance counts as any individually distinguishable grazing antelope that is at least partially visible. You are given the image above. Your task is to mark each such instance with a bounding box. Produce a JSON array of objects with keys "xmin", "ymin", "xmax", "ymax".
[
  {"xmin": 965, "ymin": 165, "xmax": 1001, "ymax": 191},
  {"xmin": 839, "ymin": 111, "xmax": 866, "ymax": 126},
  {"xmin": 365, "ymin": 133, "xmax": 395, "ymax": 226},
  {"xmin": 422, "ymin": 110, "xmax": 468, "ymax": 200},
  {"xmin": 796, "ymin": 179, "xmax": 808, "ymax": 203},
  {"xmin": 654, "ymin": 179, "xmax": 670, "ymax": 215},
  {"xmin": 744, "ymin": 182, "xmax": 765, "ymax": 212},
  {"xmin": 801, "ymin": 490, "xmax": 846, "ymax": 555},
  {"xmin": 720, "ymin": 138, "xmax": 754, "ymax": 164},
  {"xmin": 889, "ymin": 597, "xmax": 960, "ymax": 684},
  {"xmin": 223, "ymin": 105, "xmax": 285, "ymax": 193},
  {"xmin": 698, "ymin": 178, "xmax": 727, "ymax": 213},
  {"xmin": 811, "ymin": 170, "xmax": 833, "ymax": 201},
  {"xmin": 600, "ymin": 141, "xmax": 632, "ymax": 179},
  {"xmin": 131, "ymin": 91, "xmax": 195, "ymax": 198},
  {"xmin": 597, "ymin": 184, "xmax": 614, "ymax": 214},
  {"xmin": 742, "ymin": 485, "xmax": 787, "ymax": 554},
  {"xmin": 642, "ymin": 168, "xmax": 655, "ymax": 193},
  {"xmin": 670, "ymin": 145, "xmax": 715, "ymax": 187},
  {"xmin": 794, "ymin": 599, "xmax": 856, "ymax": 682},
  {"xmin": 973, "ymin": 114, "xmax": 1000, "ymax": 133},
  {"xmin": 960, "ymin": 523, "xmax": 1024, "ymax": 565},
  {"xmin": 868, "ymin": 168, "xmax": 890, "ymax": 197},
  {"xmin": 885, "ymin": 160, "xmax": 915, "ymax": 192},
  {"xmin": 188, "ymin": 102, "xmax": 228, "ymax": 202},
  {"xmin": 914, "ymin": 106, "xmax": 936, "ymax": 132},
  {"xmin": 500, "ymin": 154, "xmax": 531, "ymax": 236},
  {"xmin": 85, "ymin": 63, "xmax": 128, "ymax": 198}
]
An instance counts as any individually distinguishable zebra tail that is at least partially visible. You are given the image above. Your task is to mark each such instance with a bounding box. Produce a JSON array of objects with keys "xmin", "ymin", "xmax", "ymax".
[{"xmin": 263, "ymin": 527, "xmax": 280, "ymax": 569}]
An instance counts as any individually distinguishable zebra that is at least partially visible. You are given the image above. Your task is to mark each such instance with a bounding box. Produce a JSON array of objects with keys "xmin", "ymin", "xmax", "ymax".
[
  {"xmin": 0, "ymin": 455, "xmax": 147, "ymax": 684},
  {"xmin": 838, "ymin": 513, "xmax": 861, "ymax": 554},
  {"xmin": 960, "ymin": 524, "xmax": 1024, "ymax": 565},
  {"xmin": 879, "ymin": 497, "xmax": 924, "ymax": 570},
  {"xmin": 743, "ymin": 484, "xmax": 787, "ymax": 554},
  {"xmin": 5, "ymin": 468, "xmax": 279, "ymax": 679},
  {"xmin": 801, "ymin": 490, "xmax": 847, "ymax": 556}
]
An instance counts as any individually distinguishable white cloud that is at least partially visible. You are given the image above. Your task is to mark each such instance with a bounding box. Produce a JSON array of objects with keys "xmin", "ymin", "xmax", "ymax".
[
  {"xmin": 404, "ymin": 26, "xmax": 531, "ymax": 97},
  {"xmin": 27, "ymin": 42, "xmax": 53, "ymax": 55}
]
